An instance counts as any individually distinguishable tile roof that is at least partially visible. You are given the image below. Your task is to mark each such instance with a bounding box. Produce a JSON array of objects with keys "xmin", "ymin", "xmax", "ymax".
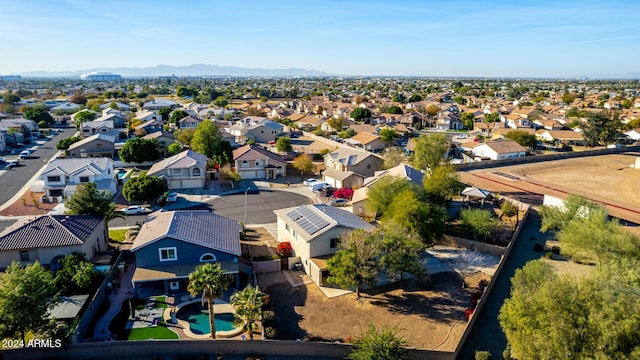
[
  {"xmin": 131, "ymin": 210, "xmax": 241, "ymax": 256},
  {"xmin": 350, "ymin": 132, "xmax": 381, "ymax": 145},
  {"xmin": 232, "ymin": 144, "xmax": 286, "ymax": 164},
  {"xmin": 0, "ymin": 215, "xmax": 103, "ymax": 251},
  {"xmin": 147, "ymin": 149, "xmax": 206, "ymax": 176},
  {"xmin": 41, "ymin": 158, "xmax": 113, "ymax": 177}
]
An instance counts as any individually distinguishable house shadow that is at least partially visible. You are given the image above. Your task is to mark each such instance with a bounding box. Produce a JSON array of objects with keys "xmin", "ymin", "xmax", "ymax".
[
  {"xmin": 261, "ymin": 277, "xmax": 308, "ymax": 341},
  {"xmin": 366, "ymin": 273, "xmax": 468, "ymax": 324}
]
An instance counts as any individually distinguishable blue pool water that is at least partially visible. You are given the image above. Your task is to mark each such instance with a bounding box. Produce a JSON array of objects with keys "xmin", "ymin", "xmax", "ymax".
[
  {"xmin": 93, "ymin": 265, "xmax": 111, "ymax": 274},
  {"xmin": 117, "ymin": 171, "xmax": 129, "ymax": 179},
  {"xmin": 176, "ymin": 303, "xmax": 237, "ymax": 335}
]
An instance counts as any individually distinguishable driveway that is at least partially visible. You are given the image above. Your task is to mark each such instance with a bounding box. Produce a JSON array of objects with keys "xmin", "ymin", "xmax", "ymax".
[{"xmin": 207, "ymin": 191, "xmax": 312, "ymax": 224}]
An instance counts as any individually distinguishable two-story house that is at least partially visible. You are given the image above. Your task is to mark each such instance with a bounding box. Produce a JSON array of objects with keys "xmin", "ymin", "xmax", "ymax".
[
  {"xmin": 147, "ymin": 149, "xmax": 207, "ymax": 189},
  {"xmin": 136, "ymin": 109, "xmax": 163, "ymax": 123},
  {"xmin": 231, "ymin": 144, "xmax": 287, "ymax": 180},
  {"xmin": 346, "ymin": 132, "xmax": 386, "ymax": 152},
  {"xmin": 39, "ymin": 158, "xmax": 116, "ymax": 202},
  {"xmin": 130, "ymin": 210, "xmax": 242, "ymax": 296},
  {"xmin": 95, "ymin": 113, "xmax": 127, "ymax": 128},
  {"xmin": 0, "ymin": 214, "xmax": 107, "ymax": 269},
  {"xmin": 324, "ymin": 147, "xmax": 383, "ymax": 177},
  {"xmin": 67, "ymin": 133, "xmax": 117, "ymax": 158},
  {"xmin": 143, "ymin": 131, "xmax": 176, "ymax": 156},
  {"xmin": 178, "ymin": 115, "xmax": 202, "ymax": 129},
  {"xmin": 81, "ymin": 120, "xmax": 115, "ymax": 137},
  {"xmin": 273, "ymin": 204, "xmax": 374, "ymax": 287},
  {"xmin": 135, "ymin": 119, "xmax": 163, "ymax": 135}
]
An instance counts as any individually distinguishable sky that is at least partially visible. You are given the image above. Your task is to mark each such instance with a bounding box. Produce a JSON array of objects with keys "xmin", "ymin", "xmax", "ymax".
[{"xmin": 1, "ymin": 0, "xmax": 639, "ymax": 78}]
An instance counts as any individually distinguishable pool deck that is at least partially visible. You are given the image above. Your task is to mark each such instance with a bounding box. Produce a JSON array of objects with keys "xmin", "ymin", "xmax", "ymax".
[{"xmin": 166, "ymin": 298, "xmax": 244, "ymax": 339}]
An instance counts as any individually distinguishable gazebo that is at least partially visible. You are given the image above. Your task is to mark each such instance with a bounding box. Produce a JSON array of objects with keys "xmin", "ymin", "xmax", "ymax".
[{"xmin": 461, "ymin": 187, "xmax": 493, "ymax": 207}]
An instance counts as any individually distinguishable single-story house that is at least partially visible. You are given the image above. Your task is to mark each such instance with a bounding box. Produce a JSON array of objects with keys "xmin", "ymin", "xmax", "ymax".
[
  {"xmin": 0, "ymin": 215, "xmax": 107, "ymax": 269},
  {"xmin": 273, "ymin": 204, "xmax": 375, "ymax": 287},
  {"xmin": 321, "ymin": 169, "xmax": 364, "ymax": 189},
  {"xmin": 67, "ymin": 133, "xmax": 117, "ymax": 158},
  {"xmin": 472, "ymin": 140, "xmax": 527, "ymax": 160}
]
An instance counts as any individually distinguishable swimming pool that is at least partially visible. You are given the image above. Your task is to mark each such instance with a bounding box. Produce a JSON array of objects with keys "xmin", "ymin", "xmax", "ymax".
[
  {"xmin": 93, "ymin": 265, "xmax": 111, "ymax": 274},
  {"xmin": 176, "ymin": 302, "xmax": 237, "ymax": 335}
]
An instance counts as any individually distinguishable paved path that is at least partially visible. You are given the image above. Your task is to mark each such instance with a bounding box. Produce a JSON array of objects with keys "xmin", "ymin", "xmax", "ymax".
[
  {"xmin": 457, "ymin": 210, "xmax": 549, "ymax": 359},
  {"xmin": 93, "ymin": 261, "xmax": 136, "ymax": 340}
]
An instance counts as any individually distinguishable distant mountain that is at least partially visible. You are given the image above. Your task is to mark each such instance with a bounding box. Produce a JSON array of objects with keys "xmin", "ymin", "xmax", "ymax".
[{"xmin": 19, "ymin": 64, "xmax": 333, "ymax": 78}]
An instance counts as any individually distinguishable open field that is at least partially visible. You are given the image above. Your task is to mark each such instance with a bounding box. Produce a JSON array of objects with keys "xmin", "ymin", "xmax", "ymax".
[{"xmin": 459, "ymin": 152, "xmax": 640, "ymax": 226}]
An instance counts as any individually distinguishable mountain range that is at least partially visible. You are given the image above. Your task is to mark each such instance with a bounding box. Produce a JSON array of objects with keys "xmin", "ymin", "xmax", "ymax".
[{"xmin": 17, "ymin": 64, "xmax": 333, "ymax": 78}]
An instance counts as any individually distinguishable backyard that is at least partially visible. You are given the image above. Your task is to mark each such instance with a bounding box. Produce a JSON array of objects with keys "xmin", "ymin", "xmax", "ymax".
[{"xmin": 261, "ymin": 271, "xmax": 485, "ymax": 351}]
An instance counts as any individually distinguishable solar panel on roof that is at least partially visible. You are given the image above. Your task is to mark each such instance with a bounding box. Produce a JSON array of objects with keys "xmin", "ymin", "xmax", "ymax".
[{"xmin": 286, "ymin": 206, "xmax": 331, "ymax": 235}]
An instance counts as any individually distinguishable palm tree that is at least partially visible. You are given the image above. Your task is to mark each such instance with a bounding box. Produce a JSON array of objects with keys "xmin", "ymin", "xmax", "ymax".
[
  {"xmin": 187, "ymin": 263, "xmax": 229, "ymax": 339},
  {"xmin": 230, "ymin": 286, "xmax": 267, "ymax": 340}
]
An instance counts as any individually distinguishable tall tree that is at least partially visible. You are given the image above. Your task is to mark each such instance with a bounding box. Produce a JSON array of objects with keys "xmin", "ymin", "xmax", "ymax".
[
  {"xmin": 378, "ymin": 223, "xmax": 425, "ymax": 284},
  {"xmin": 65, "ymin": 182, "xmax": 124, "ymax": 237},
  {"xmin": 411, "ymin": 133, "xmax": 449, "ymax": 173},
  {"xmin": 0, "ymin": 262, "xmax": 57, "ymax": 347},
  {"xmin": 187, "ymin": 263, "xmax": 229, "ymax": 339},
  {"xmin": 383, "ymin": 189, "xmax": 447, "ymax": 245},
  {"xmin": 461, "ymin": 112, "xmax": 475, "ymax": 129},
  {"xmin": 540, "ymin": 195, "xmax": 598, "ymax": 232},
  {"xmin": 484, "ymin": 112, "xmax": 500, "ymax": 123},
  {"xmin": 582, "ymin": 111, "xmax": 621, "ymax": 147},
  {"xmin": 119, "ymin": 138, "xmax": 161, "ymax": 163},
  {"xmin": 169, "ymin": 109, "xmax": 190, "ymax": 124},
  {"xmin": 326, "ymin": 117, "xmax": 348, "ymax": 132},
  {"xmin": 230, "ymin": 286, "xmax": 267, "ymax": 340},
  {"xmin": 378, "ymin": 128, "xmax": 399, "ymax": 144},
  {"xmin": 292, "ymin": 153, "xmax": 313, "ymax": 180},
  {"xmin": 214, "ymin": 96, "xmax": 228, "ymax": 108},
  {"xmin": 327, "ymin": 229, "xmax": 381, "ymax": 299},
  {"xmin": 350, "ymin": 108, "xmax": 372, "ymax": 122},
  {"xmin": 275, "ymin": 136, "xmax": 292, "ymax": 153},
  {"xmin": 423, "ymin": 164, "xmax": 464, "ymax": 204},
  {"xmin": 158, "ymin": 107, "xmax": 172, "ymax": 122},
  {"xmin": 23, "ymin": 105, "xmax": 54, "ymax": 126},
  {"xmin": 174, "ymin": 128, "xmax": 195, "ymax": 145},
  {"xmin": 348, "ymin": 323, "xmax": 410, "ymax": 360},
  {"xmin": 56, "ymin": 136, "xmax": 81, "ymax": 150},
  {"xmin": 425, "ymin": 104, "xmax": 441, "ymax": 117},
  {"xmin": 364, "ymin": 175, "xmax": 416, "ymax": 218},
  {"xmin": 191, "ymin": 120, "xmax": 232, "ymax": 165},
  {"xmin": 504, "ymin": 130, "xmax": 537, "ymax": 149},
  {"xmin": 122, "ymin": 173, "xmax": 167, "ymax": 202},
  {"xmin": 460, "ymin": 208, "xmax": 499, "ymax": 242}
]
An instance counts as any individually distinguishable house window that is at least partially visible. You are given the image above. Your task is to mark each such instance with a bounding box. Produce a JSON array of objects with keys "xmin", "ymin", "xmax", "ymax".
[
  {"xmin": 159, "ymin": 247, "xmax": 177, "ymax": 262},
  {"xmin": 285, "ymin": 223, "xmax": 290, "ymax": 233},
  {"xmin": 47, "ymin": 176, "xmax": 61, "ymax": 182},
  {"xmin": 199, "ymin": 253, "xmax": 217, "ymax": 262},
  {"xmin": 192, "ymin": 168, "xmax": 201, "ymax": 176},
  {"xmin": 50, "ymin": 189, "xmax": 63, "ymax": 197},
  {"xmin": 241, "ymin": 160, "xmax": 248, "ymax": 168},
  {"xmin": 80, "ymin": 176, "xmax": 90, "ymax": 183},
  {"xmin": 330, "ymin": 238, "xmax": 339, "ymax": 249},
  {"xmin": 96, "ymin": 143, "xmax": 103, "ymax": 148},
  {"xmin": 20, "ymin": 251, "xmax": 30, "ymax": 261},
  {"xmin": 367, "ymin": 164, "xmax": 372, "ymax": 169},
  {"xmin": 292, "ymin": 230, "xmax": 298, "ymax": 240},
  {"xmin": 172, "ymin": 169, "xmax": 182, "ymax": 175},
  {"xmin": 255, "ymin": 161, "xmax": 260, "ymax": 167}
]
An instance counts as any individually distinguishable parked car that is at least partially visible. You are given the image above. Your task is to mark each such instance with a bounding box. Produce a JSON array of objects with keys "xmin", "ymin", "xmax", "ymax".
[
  {"xmin": 455, "ymin": 134, "xmax": 468, "ymax": 139},
  {"xmin": 166, "ymin": 192, "xmax": 178, "ymax": 202},
  {"xmin": 330, "ymin": 198, "xmax": 349, "ymax": 207},
  {"xmin": 18, "ymin": 150, "xmax": 31, "ymax": 159},
  {"xmin": 122, "ymin": 206, "xmax": 150, "ymax": 215},
  {"xmin": 303, "ymin": 178, "xmax": 320, "ymax": 186},
  {"xmin": 0, "ymin": 157, "xmax": 6, "ymax": 164}
]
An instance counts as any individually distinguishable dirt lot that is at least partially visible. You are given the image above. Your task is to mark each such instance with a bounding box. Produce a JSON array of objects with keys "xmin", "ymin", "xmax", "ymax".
[
  {"xmin": 262, "ymin": 272, "xmax": 484, "ymax": 351},
  {"xmin": 459, "ymin": 153, "xmax": 640, "ymax": 224},
  {"xmin": 0, "ymin": 191, "xmax": 58, "ymax": 216}
]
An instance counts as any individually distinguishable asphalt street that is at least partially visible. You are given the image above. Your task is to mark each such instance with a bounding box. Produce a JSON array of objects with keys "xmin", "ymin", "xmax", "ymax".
[
  {"xmin": 207, "ymin": 191, "xmax": 312, "ymax": 225},
  {"xmin": 0, "ymin": 127, "xmax": 77, "ymax": 206}
]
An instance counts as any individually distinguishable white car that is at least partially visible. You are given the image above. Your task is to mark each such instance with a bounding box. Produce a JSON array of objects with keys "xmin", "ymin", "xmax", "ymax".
[
  {"xmin": 166, "ymin": 192, "xmax": 178, "ymax": 202},
  {"xmin": 122, "ymin": 206, "xmax": 150, "ymax": 215},
  {"xmin": 330, "ymin": 198, "xmax": 349, "ymax": 207},
  {"xmin": 303, "ymin": 178, "xmax": 320, "ymax": 186},
  {"xmin": 455, "ymin": 134, "xmax": 468, "ymax": 139}
]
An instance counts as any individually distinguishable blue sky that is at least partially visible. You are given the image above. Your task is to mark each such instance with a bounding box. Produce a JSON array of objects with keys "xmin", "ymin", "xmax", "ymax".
[{"xmin": 1, "ymin": 0, "xmax": 639, "ymax": 77}]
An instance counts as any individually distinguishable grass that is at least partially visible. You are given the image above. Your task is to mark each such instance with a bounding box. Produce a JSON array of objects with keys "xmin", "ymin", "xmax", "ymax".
[
  {"xmin": 127, "ymin": 319, "xmax": 178, "ymax": 341},
  {"xmin": 108, "ymin": 229, "xmax": 129, "ymax": 243},
  {"xmin": 153, "ymin": 296, "xmax": 168, "ymax": 308}
]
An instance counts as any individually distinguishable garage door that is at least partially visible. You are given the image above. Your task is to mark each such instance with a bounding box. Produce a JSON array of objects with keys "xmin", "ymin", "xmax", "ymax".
[
  {"xmin": 240, "ymin": 170, "xmax": 257, "ymax": 180},
  {"xmin": 181, "ymin": 179, "xmax": 203, "ymax": 189}
]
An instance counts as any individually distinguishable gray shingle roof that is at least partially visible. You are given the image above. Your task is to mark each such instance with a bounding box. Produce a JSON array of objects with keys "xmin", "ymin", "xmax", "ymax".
[
  {"xmin": 42, "ymin": 158, "xmax": 113, "ymax": 177},
  {"xmin": 131, "ymin": 210, "xmax": 241, "ymax": 256},
  {"xmin": 0, "ymin": 215, "xmax": 104, "ymax": 251}
]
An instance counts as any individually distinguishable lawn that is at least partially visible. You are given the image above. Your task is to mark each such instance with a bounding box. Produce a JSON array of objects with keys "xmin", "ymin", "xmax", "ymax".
[
  {"xmin": 153, "ymin": 296, "xmax": 168, "ymax": 308},
  {"xmin": 108, "ymin": 229, "xmax": 129, "ymax": 243},
  {"xmin": 127, "ymin": 320, "xmax": 178, "ymax": 340}
]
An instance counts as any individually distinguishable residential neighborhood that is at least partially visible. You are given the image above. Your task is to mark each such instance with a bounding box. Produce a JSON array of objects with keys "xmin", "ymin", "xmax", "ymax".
[{"xmin": 1, "ymin": 66, "xmax": 640, "ymax": 360}]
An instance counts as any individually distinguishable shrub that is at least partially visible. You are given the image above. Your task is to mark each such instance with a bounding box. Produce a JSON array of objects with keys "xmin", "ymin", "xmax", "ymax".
[
  {"xmin": 534, "ymin": 242, "xmax": 544, "ymax": 252},
  {"xmin": 545, "ymin": 252, "xmax": 553, "ymax": 259},
  {"xmin": 503, "ymin": 348, "xmax": 511, "ymax": 360},
  {"xmin": 319, "ymin": 148, "xmax": 332, "ymax": 156},
  {"xmin": 334, "ymin": 187, "xmax": 354, "ymax": 200},
  {"xmin": 276, "ymin": 242, "xmax": 292, "ymax": 257},
  {"xmin": 551, "ymin": 246, "xmax": 561, "ymax": 255},
  {"xmin": 262, "ymin": 310, "xmax": 275, "ymax": 322},
  {"xmin": 264, "ymin": 327, "xmax": 277, "ymax": 339},
  {"xmin": 475, "ymin": 350, "xmax": 491, "ymax": 360}
]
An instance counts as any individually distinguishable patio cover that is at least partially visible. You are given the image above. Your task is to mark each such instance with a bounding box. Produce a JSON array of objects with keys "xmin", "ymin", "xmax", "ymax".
[{"xmin": 461, "ymin": 187, "xmax": 492, "ymax": 200}]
